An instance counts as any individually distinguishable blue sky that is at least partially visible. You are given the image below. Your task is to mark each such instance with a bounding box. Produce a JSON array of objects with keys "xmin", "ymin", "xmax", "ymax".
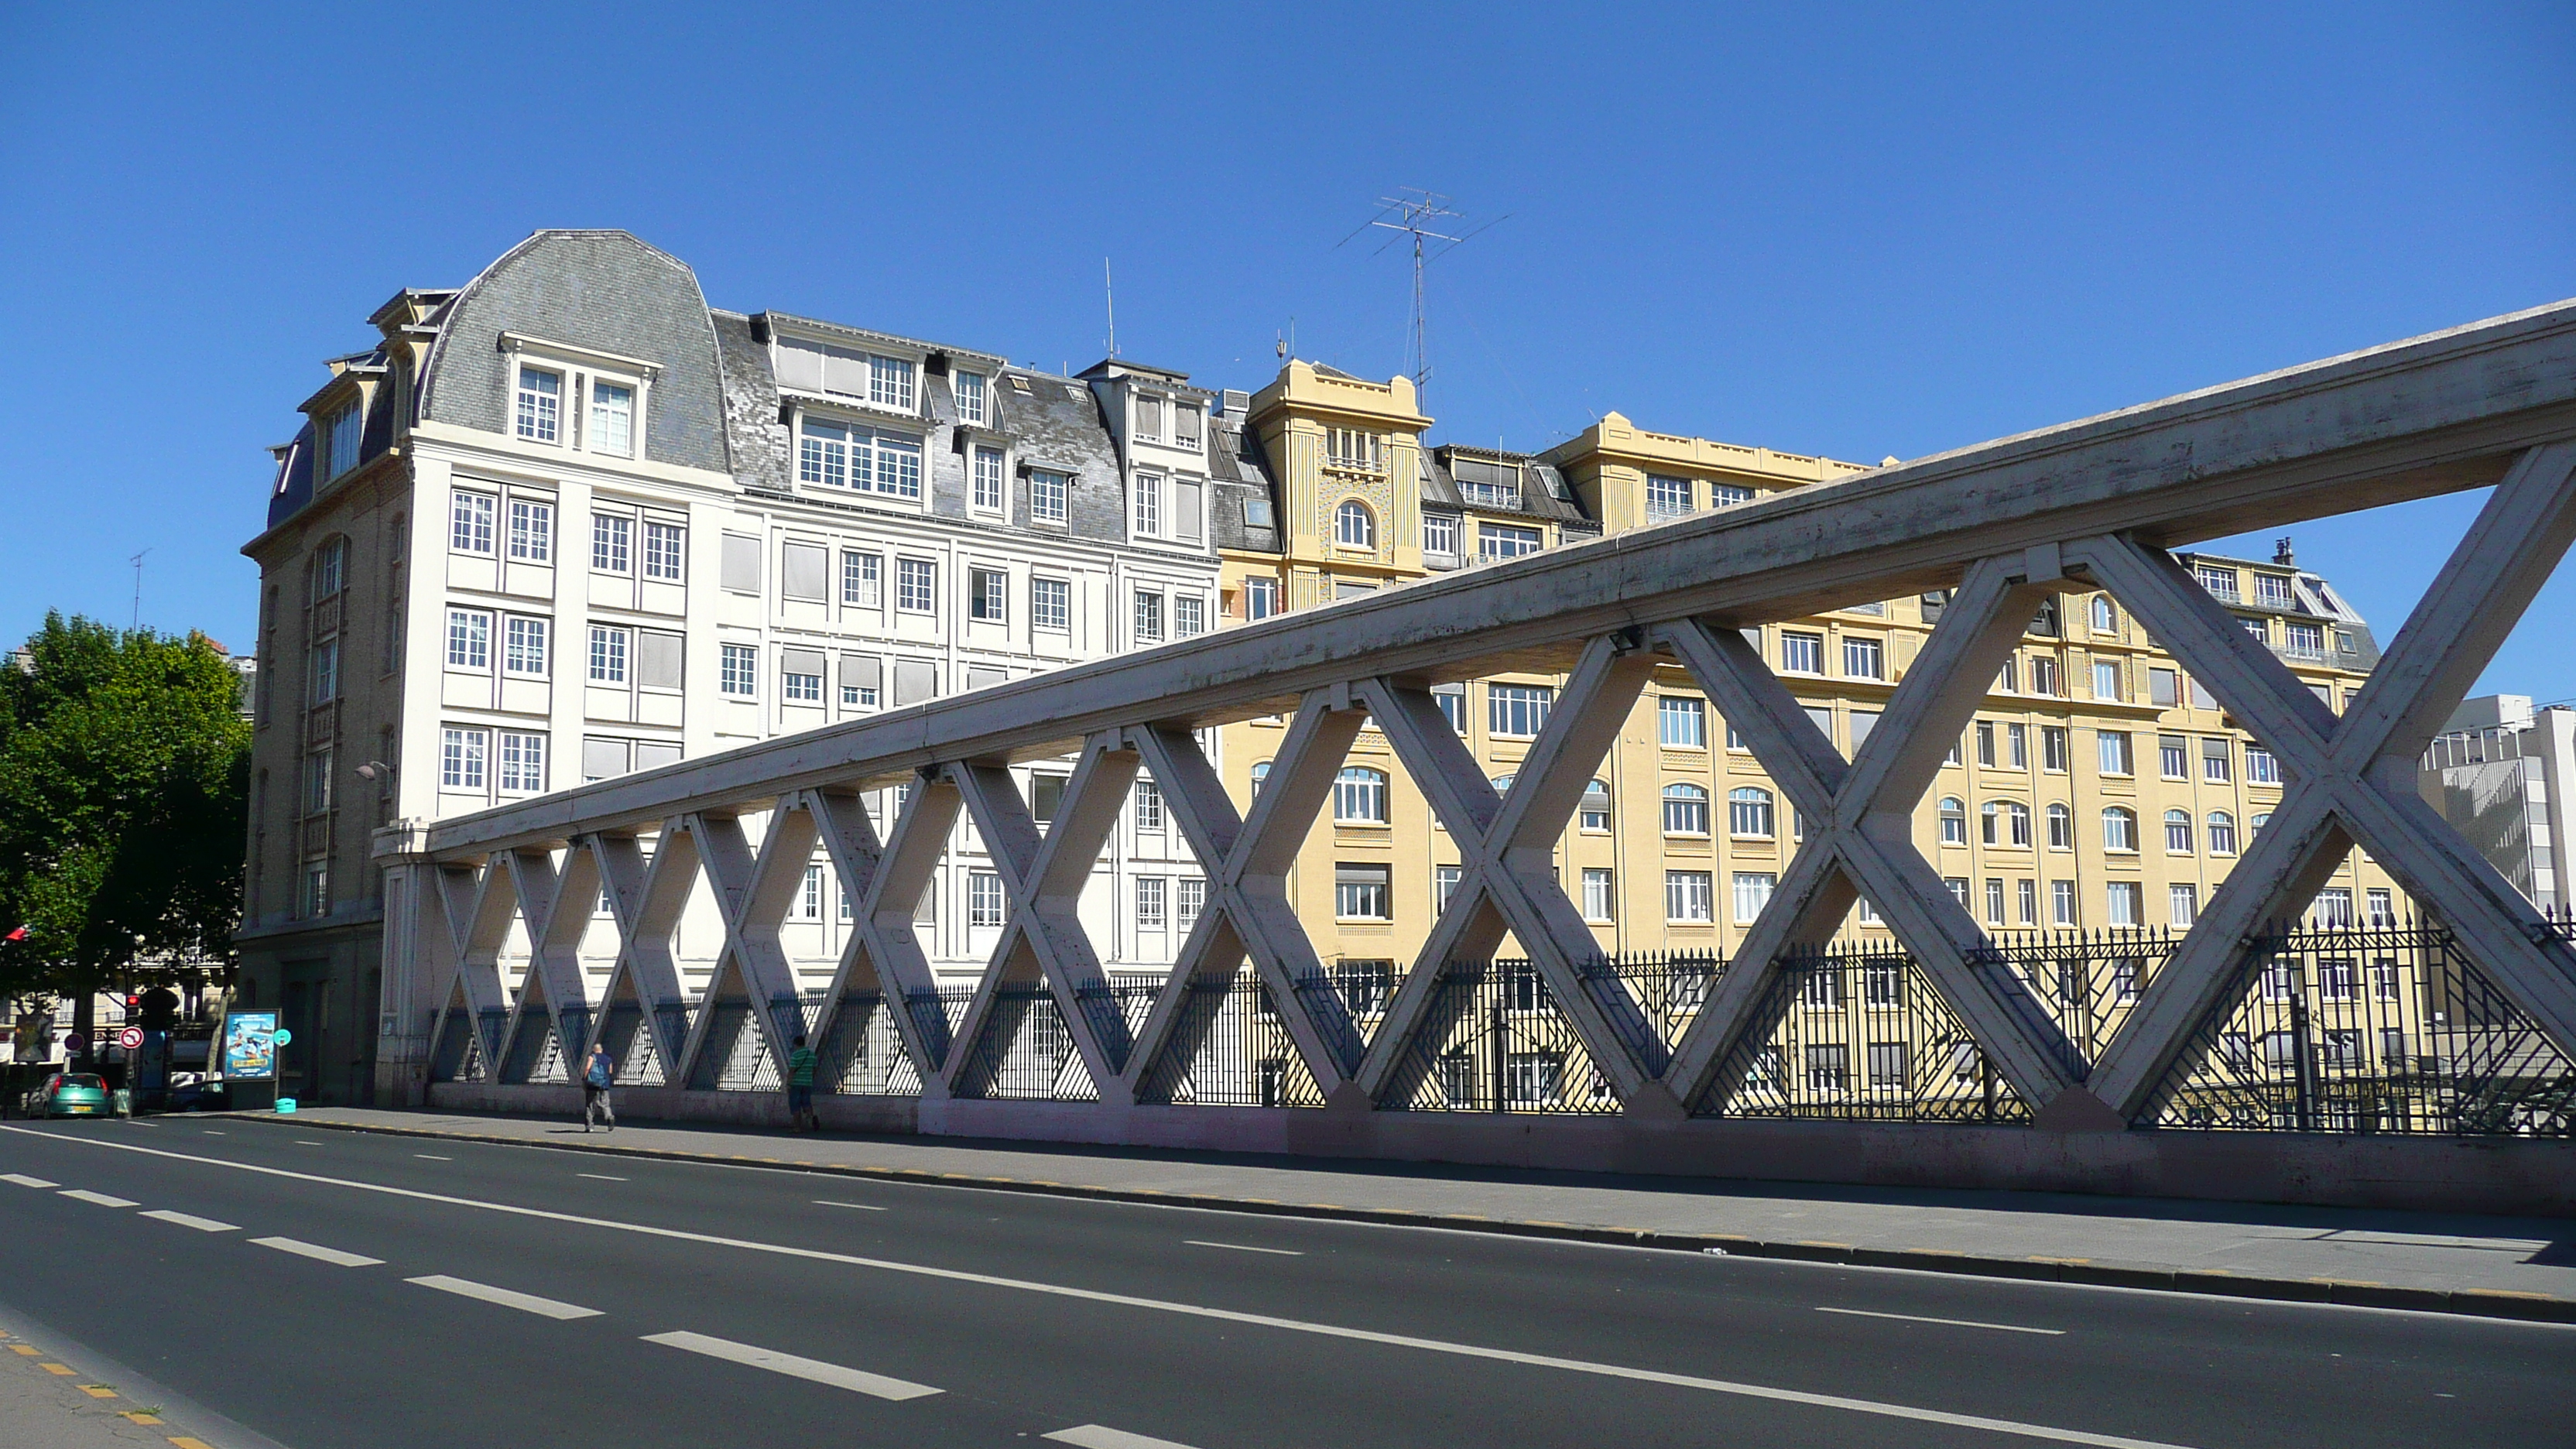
[{"xmin": 2, "ymin": 4, "xmax": 2570, "ymax": 704}]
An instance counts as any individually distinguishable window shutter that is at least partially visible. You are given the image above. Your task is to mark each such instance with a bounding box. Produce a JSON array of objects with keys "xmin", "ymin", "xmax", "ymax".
[
  {"xmin": 782, "ymin": 543, "xmax": 827, "ymax": 600},
  {"xmin": 637, "ymin": 630, "xmax": 684, "ymax": 689},
  {"xmin": 581, "ymin": 738, "xmax": 629, "ymax": 780},
  {"xmin": 893, "ymin": 659, "xmax": 937, "ymax": 705},
  {"xmin": 839, "ymin": 653, "xmax": 879, "ymax": 695},
  {"xmin": 721, "ymin": 534, "xmax": 762, "ymax": 592},
  {"xmin": 1173, "ymin": 479, "xmax": 1203, "ymax": 543},
  {"xmin": 634, "ymin": 740, "xmax": 683, "ymax": 771},
  {"xmin": 965, "ymin": 666, "xmax": 1006, "ymax": 691},
  {"xmin": 780, "ymin": 647, "xmax": 826, "ymax": 679}
]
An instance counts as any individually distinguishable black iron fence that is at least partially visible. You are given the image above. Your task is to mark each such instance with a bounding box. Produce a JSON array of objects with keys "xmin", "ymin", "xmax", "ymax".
[{"xmin": 1694, "ymin": 943, "xmax": 2029, "ymax": 1123}]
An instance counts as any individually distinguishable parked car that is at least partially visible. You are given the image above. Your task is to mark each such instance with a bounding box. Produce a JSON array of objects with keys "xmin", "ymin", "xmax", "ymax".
[
  {"xmin": 30, "ymin": 1074, "xmax": 111, "ymax": 1118},
  {"xmin": 163, "ymin": 1080, "xmax": 230, "ymax": 1113}
]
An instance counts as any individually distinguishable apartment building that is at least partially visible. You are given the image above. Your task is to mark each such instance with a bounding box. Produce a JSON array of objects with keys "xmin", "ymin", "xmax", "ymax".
[
  {"xmin": 237, "ymin": 231, "xmax": 1221, "ymax": 1105},
  {"xmin": 2420, "ymin": 694, "xmax": 2574, "ymax": 913},
  {"xmin": 1214, "ymin": 384, "xmax": 2405, "ymax": 981}
]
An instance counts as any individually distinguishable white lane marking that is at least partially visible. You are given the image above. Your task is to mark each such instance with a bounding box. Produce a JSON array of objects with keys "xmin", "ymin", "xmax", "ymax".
[
  {"xmin": 125, "ymin": 1120, "xmax": 159, "ymax": 1129},
  {"xmin": 5, "ymin": 1127, "xmax": 2208, "ymax": 1449},
  {"xmin": 1185, "ymin": 1240, "xmax": 1303, "ymax": 1257},
  {"xmin": 1046, "ymin": 1426, "xmax": 1201, "ymax": 1449},
  {"xmin": 1817, "ymin": 1307, "xmax": 2066, "ymax": 1336},
  {"xmin": 140, "ymin": 1209, "xmax": 238, "ymax": 1233},
  {"xmin": 252, "ymin": 1237, "xmax": 383, "ymax": 1268},
  {"xmin": 577, "ymin": 1173, "xmax": 629, "ymax": 1182},
  {"xmin": 2, "ymin": 1173, "xmax": 57, "ymax": 1188},
  {"xmin": 293, "ymin": 1140, "xmax": 324, "ymax": 1146},
  {"xmin": 415, "ymin": 1154, "xmax": 453, "ymax": 1161},
  {"xmin": 642, "ymin": 1331, "xmax": 940, "ymax": 1401},
  {"xmin": 406, "ymin": 1275, "xmax": 602, "ymax": 1321},
  {"xmin": 60, "ymin": 1190, "xmax": 139, "ymax": 1208},
  {"xmin": 200, "ymin": 1130, "xmax": 226, "ymax": 1135},
  {"xmin": 814, "ymin": 1200, "xmax": 886, "ymax": 1211}
]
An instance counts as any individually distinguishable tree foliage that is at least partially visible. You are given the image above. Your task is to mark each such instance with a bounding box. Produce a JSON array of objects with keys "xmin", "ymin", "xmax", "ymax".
[{"xmin": 0, "ymin": 612, "xmax": 251, "ymax": 1000}]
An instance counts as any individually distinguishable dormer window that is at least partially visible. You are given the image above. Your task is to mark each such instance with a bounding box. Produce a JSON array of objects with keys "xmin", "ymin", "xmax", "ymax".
[
  {"xmin": 1136, "ymin": 395, "xmax": 1162, "ymax": 441},
  {"xmin": 1176, "ymin": 403, "xmax": 1202, "ymax": 449},
  {"xmin": 589, "ymin": 380, "xmax": 634, "ymax": 457},
  {"xmin": 322, "ymin": 400, "xmax": 363, "ymax": 480},
  {"xmin": 869, "ymin": 355, "xmax": 915, "ymax": 410},
  {"xmin": 515, "ymin": 366, "xmax": 562, "ymax": 443},
  {"xmin": 956, "ymin": 372, "xmax": 987, "ymax": 426}
]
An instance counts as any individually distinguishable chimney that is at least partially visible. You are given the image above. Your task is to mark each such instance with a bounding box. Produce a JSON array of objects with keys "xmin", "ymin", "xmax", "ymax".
[{"xmin": 2273, "ymin": 536, "xmax": 2296, "ymax": 567}]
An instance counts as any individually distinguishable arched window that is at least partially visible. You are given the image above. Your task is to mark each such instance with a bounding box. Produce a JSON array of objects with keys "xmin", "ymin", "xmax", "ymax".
[
  {"xmin": 2091, "ymin": 595, "xmax": 2119, "ymax": 633},
  {"xmin": 1937, "ymin": 796, "xmax": 1966, "ymax": 845},
  {"xmin": 1334, "ymin": 766, "xmax": 1389, "ymax": 824},
  {"xmin": 2005, "ymin": 800, "xmax": 2032, "ymax": 848},
  {"xmin": 2249, "ymin": 810, "xmax": 2271, "ymax": 837},
  {"xmin": 1728, "ymin": 786, "xmax": 1775, "ymax": 838},
  {"xmin": 1249, "ymin": 761, "xmax": 1270, "ymax": 796},
  {"xmin": 2164, "ymin": 808, "xmax": 2194, "ymax": 854},
  {"xmin": 1662, "ymin": 783, "xmax": 1710, "ymax": 836},
  {"xmin": 2047, "ymin": 802, "xmax": 2073, "ymax": 850},
  {"xmin": 2102, "ymin": 806, "xmax": 2138, "ymax": 852},
  {"xmin": 1490, "ymin": 772, "xmax": 1516, "ymax": 798},
  {"xmin": 2206, "ymin": 810, "xmax": 2238, "ymax": 855},
  {"xmin": 1334, "ymin": 500, "xmax": 1376, "ymax": 549},
  {"xmin": 1580, "ymin": 779, "xmax": 1612, "ymax": 831}
]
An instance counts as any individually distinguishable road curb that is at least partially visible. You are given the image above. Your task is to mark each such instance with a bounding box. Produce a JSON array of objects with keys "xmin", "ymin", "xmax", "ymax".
[{"xmin": 234, "ymin": 1113, "xmax": 2576, "ymax": 1327}]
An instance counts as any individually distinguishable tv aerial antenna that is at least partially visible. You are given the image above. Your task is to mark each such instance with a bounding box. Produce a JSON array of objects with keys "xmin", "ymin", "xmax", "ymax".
[{"xmin": 1338, "ymin": 189, "xmax": 1508, "ymax": 409}]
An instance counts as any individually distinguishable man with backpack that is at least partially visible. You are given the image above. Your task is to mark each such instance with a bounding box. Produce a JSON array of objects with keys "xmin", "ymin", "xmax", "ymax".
[{"xmin": 582, "ymin": 1043, "xmax": 616, "ymax": 1132}]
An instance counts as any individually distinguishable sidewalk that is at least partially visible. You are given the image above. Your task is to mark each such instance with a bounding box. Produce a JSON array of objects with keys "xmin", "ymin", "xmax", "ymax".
[
  {"xmin": 271, "ymin": 1107, "xmax": 2574, "ymax": 1322},
  {"xmin": 0, "ymin": 1320, "xmax": 226, "ymax": 1449}
]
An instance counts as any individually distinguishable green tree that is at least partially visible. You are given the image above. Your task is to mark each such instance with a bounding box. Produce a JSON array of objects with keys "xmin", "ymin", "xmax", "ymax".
[{"xmin": 0, "ymin": 613, "xmax": 251, "ymax": 1037}]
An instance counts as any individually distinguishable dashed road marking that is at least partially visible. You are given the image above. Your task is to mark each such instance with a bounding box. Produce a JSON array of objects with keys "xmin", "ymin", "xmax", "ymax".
[
  {"xmin": 1046, "ymin": 1425, "xmax": 1204, "ymax": 1448},
  {"xmin": 1185, "ymin": 1240, "xmax": 1303, "ymax": 1257},
  {"xmin": 60, "ymin": 1190, "xmax": 139, "ymax": 1208},
  {"xmin": 640, "ymin": 1331, "xmax": 940, "ymax": 1400},
  {"xmin": 1817, "ymin": 1307, "xmax": 2066, "ymax": 1336},
  {"xmin": 406, "ymin": 1275, "xmax": 602, "ymax": 1320},
  {"xmin": 815, "ymin": 1200, "xmax": 887, "ymax": 1211},
  {"xmin": 415, "ymin": 1154, "xmax": 452, "ymax": 1161},
  {"xmin": 577, "ymin": 1173, "xmax": 629, "ymax": 1182},
  {"xmin": 252, "ymin": 1237, "xmax": 382, "ymax": 1268},
  {"xmin": 1, "ymin": 1173, "xmax": 57, "ymax": 1188},
  {"xmin": 141, "ymin": 1210, "xmax": 239, "ymax": 1233}
]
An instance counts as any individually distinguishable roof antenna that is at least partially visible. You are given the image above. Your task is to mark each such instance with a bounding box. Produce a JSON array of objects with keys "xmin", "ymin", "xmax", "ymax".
[
  {"xmin": 1104, "ymin": 257, "xmax": 1118, "ymax": 359},
  {"xmin": 129, "ymin": 549, "xmax": 149, "ymax": 633},
  {"xmin": 1340, "ymin": 189, "xmax": 1509, "ymax": 410}
]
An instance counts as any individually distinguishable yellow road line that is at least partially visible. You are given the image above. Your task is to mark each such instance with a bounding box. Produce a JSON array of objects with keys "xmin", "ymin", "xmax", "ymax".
[
  {"xmin": 80, "ymin": 1384, "xmax": 118, "ymax": 1398},
  {"xmin": 40, "ymin": 1362, "xmax": 74, "ymax": 1375}
]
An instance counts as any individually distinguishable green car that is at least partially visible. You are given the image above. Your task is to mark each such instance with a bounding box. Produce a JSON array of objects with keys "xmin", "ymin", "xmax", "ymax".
[{"xmin": 33, "ymin": 1073, "xmax": 111, "ymax": 1118}]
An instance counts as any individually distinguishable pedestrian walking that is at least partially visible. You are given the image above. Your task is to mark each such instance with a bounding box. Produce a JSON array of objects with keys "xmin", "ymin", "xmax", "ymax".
[
  {"xmin": 582, "ymin": 1042, "xmax": 616, "ymax": 1132},
  {"xmin": 786, "ymin": 1033, "xmax": 819, "ymax": 1132}
]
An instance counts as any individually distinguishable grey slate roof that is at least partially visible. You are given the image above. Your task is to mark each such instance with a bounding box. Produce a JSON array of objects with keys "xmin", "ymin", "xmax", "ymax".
[
  {"xmin": 1208, "ymin": 413, "xmax": 1279, "ymax": 552},
  {"xmin": 1423, "ymin": 444, "xmax": 1594, "ymax": 526}
]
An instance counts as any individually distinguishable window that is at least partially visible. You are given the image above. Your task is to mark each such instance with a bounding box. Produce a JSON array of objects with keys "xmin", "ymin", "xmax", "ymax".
[
  {"xmin": 1031, "ymin": 577, "xmax": 1069, "ymax": 632},
  {"xmin": 2036, "ymin": 725, "xmax": 2067, "ymax": 772},
  {"xmin": 1324, "ymin": 427, "xmax": 1384, "ymax": 471},
  {"xmin": 1984, "ymin": 879, "xmax": 2006, "ymax": 924},
  {"xmin": 1726, "ymin": 872, "xmax": 1770, "ymax": 924},
  {"xmin": 2102, "ymin": 807, "xmax": 2138, "ymax": 852},
  {"xmin": 969, "ymin": 872, "xmax": 1005, "ymax": 927},
  {"xmin": 2092, "ymin": 659, "xmax": 2122, "ymax": 701},
  {"xmin": 2313, "ymin": 887, "xmax": 2355, "ymax": 929},
  {"xmin": 970, "ymin": 568, "xmax": 1007, "ymax": 622},
  {"xmin": 782, "ymin": 663, "xmax": 821, "ymax": 702},
  {"xmin": 1490, "ymin": 772, "xmax": 1516, "ymax": 799},
  {"xmin": 588, "ymin": 625, "xmax": 629, "ymax": 683},
  {"xmin": 1177, "ymin": 877, "xmax": 1206, "ymax": 929},
  {"xmin": 1422, "ymin": 513, "xmax": 1457, "ymax": 556},
  {"xmin": 1804, "ymin": 1045, "xmax": 1849, "ymax": 1093},
  {"xmin": 898, "ymin": 559, "xmax": 936, "ymax": 613},
  {"xmin": 2194, "ymin": 563, "xmax": 2239, "ymax": 600},
  {"xmin": 446, "ymin": 609, "xmax": 490, "ymax": 670},
  {"xmin": 1780, "ymin": 632, "xmax": 1823, "ymax": 673},
  {"xmin": 1663, "ymin": 783, "xmax": 1711, "ymax": 835},
  {"xmin": 1244, "ymin": 577, "xmax": 1279, "ymax": 621},
  {"xmin": 515, "ymin": 366, "xmax": 561, "ymax": 443},
  {"xmin": 591, "ymin": 513, "xmax": 632, "ymax": 574},
  {"xmin": 2202, "ymin": 738, "xmax": 2232, "ymax": 783},
  {"xmin": 969, "ymin": 447, "xmax": 1005, "ymax": 512},
  {"xmin": 302, "ymin": 748, "xmax": 333, "ymax": 815},
  {"xmin": 1133, "ymin": 396, "xmax": 1162, "ymax": 441},
  {"xmin": 1843, "ymin": 636, "xmax": 1883, "ymax": 680},
  {"xmin": 956, "ymin": 372, "xmax": 987, "ymax": 426},
  {"xmin": 503, "ymin": 616, "xmax": 548, "ymax": 676},
  {"xmin": 1556, "ymin": 866, "xmax": 1610, "ymax": 924},
  {"xmin": 2251, "ymin": 810, "xmax": 2271, "ymax": 836},
  {"xmin": 2106, "ymin": 881, "xmax": 2142, "ymax": 927},
  {"xmin": 1136, "ymin": 876, "xmax": 1167, "ymax": 930},
  {"xmin": 1132, "ymin": 591, "xmax": 1164, "ymax": 643},
  {"xmin": 1030, "ymin": 469, "xmax": 1069, "ymax": 524},
  {"xmin": 2170, "ymin": 884, "xmax": 2197, "ymax": 927},
  {"xmin": 1728, "ymin": 786, "xmax": 1775, "ymax": 838},
  {"xmin": 2206, "ymin": 811, "xmax": 2238, "ymax": 855},
  {"xmin": 2014, "ymin": 879, "xmax": 2035, "ymax": 924},
  {"xmin": 1029, "ymin": 775, "xmax": 1065, "ymax": 826},
  {"xmin": 440, "ymin": 726, "xmax": 488, "ymax": 790},
  {"xmin": 1658, "ymin": 696, "xmax": 1706, "ymax": 748},
  {"xmin": 1133, "ymin": 474, "xmax": 1162, "ymax": 536},
  {"xmin": 498, "ymin": 730, "xmax": 546, "ymax": 793},
  {"xmin": 1938, "ymin": 797, "xmax": 1967, "ymax": 844},
  {"xmin": 320, "ymin": 400, "xmax": 363, "ymax": 480},
  {"xmin": 843, "ymin": 552, "xmax": 881, "ymax": 608},
  {"xmin": 2367, "ymin": 888, "xmax": 2394, "ymax": 928},
  {"xmin": 1334, "ymin": 500, "xmax": 1375, "ymax": 548},
  {"xmin": 2256, "ymin": 573, "xmax": 2294, "ymax": 608},
  {"xmin": 1479, "ymin": 522, "xmax": 1542, "ymax": 560},
  {"xmin": 1175, "ymin": 596, "xmax": 1206, "ymax": 637},
  {"xmin": 869, "ymin": 354, "xmax": 916, "ymax": 409},
  {"xmin": 2029, "ymin": 656, "xmax": 2060, "ymax": 696},
  {"xmin": 2008, "ymin": 723, "xmax": 2028, "ymax": 769},
  {"xmin": 1335, "ymin": 863, "xmax": 1391, "ymax": 920},
  {"xmin": 451, "ymin": 490, "xmax": 496, "ymax": 555},
  {"xmin": 2052, "ymin": 879, "xmax": 2078, "ymax": 926},
  {"xmin": 1977, "ymin": 721, "xmax": 1997, "ymax": 766},
  {"xmin": 589, "ymin": 380, "xmax": 634, "ymax": 456},
  {"xmin": 2098, "ymin": 730, "xmax": 2132, "ymax": 776},
  {"xmin": 1646, "ymin": 474, "xmax": 1692, "ymax": 519},
  {"xmin": 1334, "ymin": 767, "xmax": 1389, "ymax": 824},
  {"xmin": 1249, "ymin": 762, "xmax": 1269, "ymax": 795},
  {"xmin": 2156, "ymin": 735, "xmax": 2188, "ymax": 780},
  {"xmin": 2245, "ymin": 745, "xmax": 2281, "ymax": 784},
  {"xmin": 1667, "ymin": 870, "xmax": 1717, "ymax": 923},
  {"xmin": 798, "ymin": 416, "xmax": 849, "ymax": 488},
  {"xmin": 2047, "ymin": 802, "xmax": 2073, "ymax": 850},
  {"xmin": 1129, "ymin": 780, "xmax": 1165, "ymax": 833},
  {"xmin": 1488, "ymin": 683, "xmax": 1553, "ymax": 738},
  {"xmin": 507, "ymin": 499, "xmax": 553, "ymax": 562},
  {"xmin": 1580, "ymin": 779, "xmax": 1612, "ymax": 832},
  {"xmin": 720, "ymin": 643, "xmax": 757, "ymax": 697}
]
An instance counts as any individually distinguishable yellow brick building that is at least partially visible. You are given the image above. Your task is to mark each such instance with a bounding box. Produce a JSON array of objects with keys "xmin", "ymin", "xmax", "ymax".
[{"xmin": 1214, "ymin": 364, "xmax": 2400, "ymax": 984}]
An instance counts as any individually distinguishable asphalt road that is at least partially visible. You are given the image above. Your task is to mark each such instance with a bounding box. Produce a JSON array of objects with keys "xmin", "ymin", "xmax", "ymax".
[{"xmin": 0, "ymin": 1118, "xmax": 2568, "ymax": 1449}]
